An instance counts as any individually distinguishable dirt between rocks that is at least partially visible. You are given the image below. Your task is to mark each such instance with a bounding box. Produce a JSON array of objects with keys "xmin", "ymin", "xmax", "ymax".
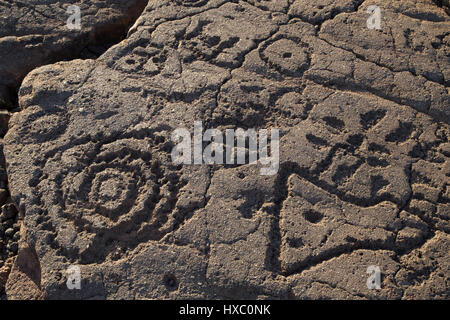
[{"xmin": 0, "ymin": 0, "xmax": 449, "ymax": 299}]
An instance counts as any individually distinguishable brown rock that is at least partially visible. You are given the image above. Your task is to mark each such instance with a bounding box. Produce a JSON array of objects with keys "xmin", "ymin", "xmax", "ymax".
[{"xmin": 2, "ymin": 0, "xmax": 449, "ymax": 300}]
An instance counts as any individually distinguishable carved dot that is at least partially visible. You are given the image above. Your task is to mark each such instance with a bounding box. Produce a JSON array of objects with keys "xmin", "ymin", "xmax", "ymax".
[
  {"xmin": 287, "ymin": 238, "xmax": 304, "ymax": 248},
  {"xmin": 206, "ymin": 35, "xmax": 220, "ymax": 47},
  {"xmin": 163, "ymin": 273, "xmax": 178, "ymax": 291},
  {"xmin": 306, "ymin": 133, "xmax": 328, "ymax": 146},
  {"xmin": 322, "ymin": 116, "xmax": 345, "ymax": 131},
  {"xmin": 303, "ymin": 210, "xmax": 323, "ymax": 224},
  {"xmin": 360, "ymin": 109, "xmax": 386, "ymax": 130}
]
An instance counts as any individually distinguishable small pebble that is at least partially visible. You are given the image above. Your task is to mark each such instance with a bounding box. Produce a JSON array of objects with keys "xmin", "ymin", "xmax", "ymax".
[
  {"xmin": 7, "ymin": 242, "xmax": 18, "ymax": 254},
  {"xmin": 4, "ymin": 228, "xmax": 14, "ymax": 238},
  {"xmin": 2, "ymin": 219, "xmax": 13, "ymax": 228},
  {"xmin": 1, "ymin": 203, "xmax": 17, "ymax": 220}
]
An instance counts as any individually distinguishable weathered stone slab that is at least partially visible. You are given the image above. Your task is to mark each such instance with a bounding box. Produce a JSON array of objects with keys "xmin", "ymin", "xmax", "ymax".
[{"xmin": 3, "ymin": 0, "xmax": 449, "ymax": 299}]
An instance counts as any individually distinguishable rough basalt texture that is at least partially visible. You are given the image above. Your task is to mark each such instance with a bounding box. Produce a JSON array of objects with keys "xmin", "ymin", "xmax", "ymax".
[
  {"xmin": 2, "ymin": 0, "xmax": 450, "ymax": 299},
  {"xmin": 0, "ymin": 0, "xmax": 148, "ymax": 110}
]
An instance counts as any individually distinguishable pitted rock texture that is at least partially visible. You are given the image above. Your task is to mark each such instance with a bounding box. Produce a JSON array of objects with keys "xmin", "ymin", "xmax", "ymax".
[
  {"xmin": 0, "ymin": 0, "xmax": 149, "ymax": 298},
  {"xmin": 3, "ymin": 0, "xmax": 450, "ymax": 299}
]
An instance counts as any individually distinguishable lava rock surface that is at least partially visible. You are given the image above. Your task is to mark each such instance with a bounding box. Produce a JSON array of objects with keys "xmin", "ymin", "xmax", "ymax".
[{"xmin": 1, "ymin": 0, "xmax": 449, "ymax": 299}]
